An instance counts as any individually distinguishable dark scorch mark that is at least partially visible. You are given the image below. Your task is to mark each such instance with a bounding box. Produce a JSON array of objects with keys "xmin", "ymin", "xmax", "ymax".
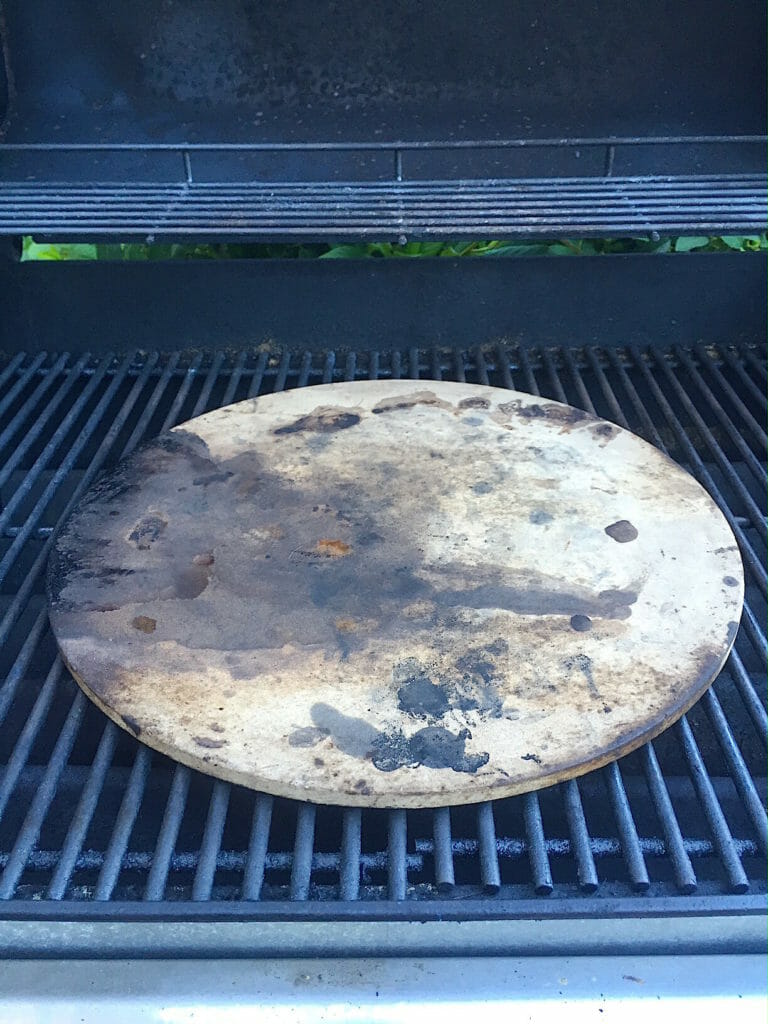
[
  {"xmin": 605, "ymin": 520, "xmax": 638, "ymax": 543},
  {"xmin": 395, "ymin": 644, "xmax": 506, "ymax": 722},
  {"xmin": 128, "ymin": 514, "xmax": 167, "ymax": 550},
  {"xmin": 564, "ymin": 653, "xmax": 601, "ymax": 699},
  {"xmin": 529, "ymin": 509, "xmax": 554, "ymax": 525},
  {"xmin": 274, "ymin": 408, "xmax": 361, "ymax": 435},
  {"xmin": 310, "ymin": 702, "xmax": 489, "ymax": 774},
  {"xmin": 570, "ymin": 614, "xmax": 592, "ymax": 632}
]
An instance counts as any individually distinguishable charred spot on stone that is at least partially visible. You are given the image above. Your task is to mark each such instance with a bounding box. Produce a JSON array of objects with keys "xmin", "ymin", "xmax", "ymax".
[
  {"xmin": 192, "ymin": 471, "xmax": 234, "ymax": 486},
  {"xmin": 274, "ymin": 409, "xmax": 361, "ymax": 435},
  {"xmin": 371, "ymin": 724, "xmax": 488, "ymax": 774},
  {"xmin": 723, "ymin": 575, "xmax": 739, "ymax": 587},
  {"xmin": 409, "ymin": 726, "xmax": 489, "ymax": 773},
  {"xmin": 472, "ymin": 481, "xmax": 493, "ymax": 495},
  {"xmin": 518, "ymin": 402, "xmax": 588, "ymax": 427},
  {"xmin": 288, "ymin": 726, "xmax": 330, "ymax": 748},
  {"xmin": 128, "ymin": 514, "xmax": 167, "ymax": 550},
  {"xmin": 599, "ymin": 589, "xmax": 638, "ymax": 605},
  {"xmin": 726, "ymin": 620, "xmax": 739, "ymax": 643},
  {"xmin": 396, "ymin": 671, "xmax": 451, "ymax": 719},
  {"xmin": 193, "ymin": 736, "xmax": 227, "ymax": 749},
  {"xmin": 529, "ymin": 509, "xmax": 554, "ymax": 525},
  {"xmin": 605, "ymin": 520, "xmax": 638, "ymax": 543},
  {"xmin": 570, "ymin": 614, "xmax": 593, "ymax": 632},
  {"xmin": 602, "ymin": 704, "xmax": 613, "ymax": 714},
  {"xmin": 121, "ymin": 714, "xmax": 142, "ymax": 737},
  {"xmin": 131, "ymin": 615, "xmax": 156, "ymax": 633},
  {"xmin": 313, "ymin": 757, "xmax": 325, "ymax": 767},
  {"xmin": 591, "ymin": 423, "xmax": 617, "ymax": 439},
  {"xmin": 353, "ymin": 779, "xmax": 372, "ymax": 794},
  {"xmin": 521, "ymin": 752, "xmax": 542, "ymax": 765},
  {"xmin": 459, "ymin": 397, "xmax": 491, "ymax": 410}
]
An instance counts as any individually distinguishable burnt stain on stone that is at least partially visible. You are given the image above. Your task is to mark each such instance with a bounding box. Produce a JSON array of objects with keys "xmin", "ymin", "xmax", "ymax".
[
  {"xmin": 373, "ymin": 726, "xmax": 489, "ymax": 774},
  {"xmin": 394, "ymin": 644, "xmax": 506, "ymax": 722},
  {"xmin": 132, "ymin": 615, "xmax": 156, "ymax": 633},
  {"xmin": 472, "ymin": 481, "xmax": 493, "ymax": 495},
  {"xmin": 529, "ymin": 509, "xmax": 554, "ymax": 525},
  {"xmin": 274, "ymin": 408, "xmax": 362, "ymax": 435},
  {"xmin": 193, "ymin": 470, "xmax": 234, "ymax": 486},
  {"xmin": 288, "ymin": 725, "xmax": 330, "ymax": 748},
  {"xmin": 458, "ymin": 397, "xmax": 490, "ymax": 410},
  {"xmin": 501, "ymin": 400, "xmax": 589, "ymax": 430},
  {"xmin": 564, "ymin": 653, "xmax": 601, "ymax": 699},
  {"xmin": 310, "ymin": 702, "xmax": 489, "ymax": 774},
  {"xmin": 590, "ymin": 423, "xmax": 618, "ymax": 441},
  {"xmin": 605, "ymin": 520, "xmax": 639, "ymax": 543},
  {"xmin": 570, "ymin": 614, "xmax": 592, "ymax": 632},
  {"xmin": 193, "ymin": 735, "xmax": 227, "ymax": 749},
  {"xmin": 371, "ymin": 391, "xmax": 453, "ymax": 416},
  {"xmin": 396, "ymin": 670, "xmax": 451, "ymax": 718},
  {"xmin": 128, "ymin": 514, "xmax": 167, "ymax": 550},
  {"xmin": 723, "ymin": 576, "xmax": 739, "ymax": 587},
  {"xmin": 521, "ymin": 752, "xmax": 542, "ymax": 765}
]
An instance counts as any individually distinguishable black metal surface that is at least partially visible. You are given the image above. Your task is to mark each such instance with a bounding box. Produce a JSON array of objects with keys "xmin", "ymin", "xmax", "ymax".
[
  {"xmin": 1, "ymin": 1, "xmax": 765, "ymax": 238},
  {"xmin": 1, "ymin": 255, "xmax": 765, "ymax": 356},
  {"xmin": 0, "ymin": 174, "xmax": 763, "ymax": 241},
  {"xmin": 2, "ymin": 1, "xmax": 765, "ymax": 150},
  {"xmin": 0, "ymin": 342, "xmax": 765, "ymax": 914}
]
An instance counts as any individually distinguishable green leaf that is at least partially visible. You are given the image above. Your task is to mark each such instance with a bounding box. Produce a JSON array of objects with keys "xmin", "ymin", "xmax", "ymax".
[{"xmin": 673, "ymin": 236, "xmax": 711, "ymax": 252}]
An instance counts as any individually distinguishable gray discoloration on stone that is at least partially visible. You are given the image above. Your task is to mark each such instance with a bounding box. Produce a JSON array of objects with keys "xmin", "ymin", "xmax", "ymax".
[
  {"xmin": 605, "ymin": 520, "xmax": 639, "ymax": 543},
  {"xmin": 47, "ymin": 380, "xmax": 744, "ymax": 808}
]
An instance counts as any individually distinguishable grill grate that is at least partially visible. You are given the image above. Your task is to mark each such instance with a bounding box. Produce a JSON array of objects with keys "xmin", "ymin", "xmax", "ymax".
[
  {"xmin": 1, "ymin": 175, "xmax": 763, "ymax": 239},
  {"xmin": 0, "ymin": 343, "xmax": 765, "ymax": 910}
]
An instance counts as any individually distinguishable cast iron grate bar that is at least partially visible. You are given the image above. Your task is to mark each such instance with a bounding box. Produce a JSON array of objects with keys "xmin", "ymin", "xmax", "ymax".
[
  {"xmin": 0, "ymin": 343, "xmax": 764, "ymax": 909},
  {"xmin": 0, "ymin": 176, "xmax": 763, "ymax": 239}
]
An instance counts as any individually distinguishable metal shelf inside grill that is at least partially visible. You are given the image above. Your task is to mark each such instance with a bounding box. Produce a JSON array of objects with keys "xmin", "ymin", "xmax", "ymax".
[
  {"xmin": 0, "ymin": 170, "xmax": 763, "ymax": 240},
  {"xmin": 0, "ymin": 342, "xmax": 765, "ymax": 913}
]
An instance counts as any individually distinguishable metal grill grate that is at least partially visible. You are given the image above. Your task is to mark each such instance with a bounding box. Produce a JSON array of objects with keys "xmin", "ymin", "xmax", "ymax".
[
  {"xmin": 1, "ymin": 176, "xmax": 763, "ymax": 239},
  {"xmin": 0, "ymin": 343, "xmax": 765, "ymax": 911}
]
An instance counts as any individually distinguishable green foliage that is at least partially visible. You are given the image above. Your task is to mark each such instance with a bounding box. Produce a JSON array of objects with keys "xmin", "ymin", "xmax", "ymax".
[{"xmin": 20, "ymin": 234, "xmax": 767, "ymax": 262}]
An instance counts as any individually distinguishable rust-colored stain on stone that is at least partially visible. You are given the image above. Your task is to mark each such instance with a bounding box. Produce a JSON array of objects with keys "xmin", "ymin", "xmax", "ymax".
[
  {"xmin": 47, "ymin": 380, "xmax": 744, "ymax": 808},
  {"xmin": 314, "ymin": 539, "xmax": 352, "ymax": 558}
]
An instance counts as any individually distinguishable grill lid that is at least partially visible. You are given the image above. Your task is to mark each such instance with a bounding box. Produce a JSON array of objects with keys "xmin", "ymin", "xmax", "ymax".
[{"xmin": 0, "ymin": 0, "xmax": 765, "ymax": 239}]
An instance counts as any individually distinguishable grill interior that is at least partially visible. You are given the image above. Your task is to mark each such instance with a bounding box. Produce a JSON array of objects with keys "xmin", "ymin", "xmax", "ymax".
[{"xmin": 0, "ymin": 341, "xmax": 765, "ymax": 909}]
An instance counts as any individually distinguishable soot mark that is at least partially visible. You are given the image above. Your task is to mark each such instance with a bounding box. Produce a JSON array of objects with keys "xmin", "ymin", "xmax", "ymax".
[
  {"xmin": 193, "ymin": 735, "xmax": 227, "ymax": 749},
  {"xmin": 570, "ymin": 614, "xmax": 592, "ymax": 632},
  {"xmin": 274, "ymin": 408, "xmax": 361, "ymax": 435},
  {"xmin": 128, "ymin": 514, "xmax": 167, "ymax": 550},
  {"xmin": 500, "ymin": 400, "xmax": 588, "ymax": 429},
  {"xmin": 591, "ymin": 423, "xmax": 617, "ymax": 441},
  {"xmin": 459, "ymin": 397, "xmax": 490, "ymax": 410},
  {"xmin": 371, "ymin": 391, "xmax": 452, "ymax": 416},
  {"xmin": 723, "ymin": 576, "xmax": 739, "ymax": 587},
  {"xmin": 605, "ymin": 520, "xmax": 638, "ymax": 543},
  {"xmin": 529, "ymin": 509, "xmax": 553, "ymax": 525},
  {"xmin": 521, "ymin": 752, "xmax": 542, "ymax": 765},
  {"xmin": 310, "ymin": 702, "xmax": 489, "ymax": 774},
  {"xmin": 564, "ymin": 653, "xmax": 600, "ymax": 699},
  {"xmin": 472, "ymin": 481, "xmax": 493, "ymax": 495},
  {"xmin": 193, "ymin": 470, "xmax": 234, "ymax": 486},
  {"xmin": 288, "ymin": 725, "xmax": 330, "ymax": 748},
  {"xmin": 394, "ymin": 643, "xmax": 506, "ymax": 722}
]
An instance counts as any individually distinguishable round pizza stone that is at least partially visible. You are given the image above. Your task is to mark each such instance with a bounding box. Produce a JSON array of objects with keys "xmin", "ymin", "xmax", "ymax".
[{"xmin": 47, "ymin": 380, "xmax": 744, "ymax": 808}]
